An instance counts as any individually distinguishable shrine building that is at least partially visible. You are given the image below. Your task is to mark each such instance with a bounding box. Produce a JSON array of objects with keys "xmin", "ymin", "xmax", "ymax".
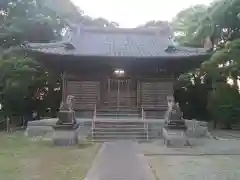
[{"xmin": 25, "ymin": 25, "xmax": 210, "ymax": 118}]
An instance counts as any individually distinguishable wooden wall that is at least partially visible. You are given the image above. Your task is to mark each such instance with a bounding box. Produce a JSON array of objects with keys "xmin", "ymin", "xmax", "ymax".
[
  {"xmin": 67, "ymin": 81, "xmax": 100, "ymax": 110},
  {"xmin": 140, "ymin": 81, "xmax": 173, "ymax": 109},
  {"xmin": 64, "ymin": 74, "xmax": 174, "ymax": 111}
]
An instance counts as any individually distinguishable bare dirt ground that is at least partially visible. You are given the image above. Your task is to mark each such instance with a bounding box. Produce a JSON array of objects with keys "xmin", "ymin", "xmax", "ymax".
[{"xmin": 0, "ymin": 132, "xmax": 100, "ymax": 180}]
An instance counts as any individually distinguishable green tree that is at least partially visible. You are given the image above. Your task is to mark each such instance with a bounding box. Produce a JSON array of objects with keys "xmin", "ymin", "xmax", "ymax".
[
  {"xmin": 173, "ymin": 0, "xmax": 240, "ymax": 128},
  {"xmin": 172, "ymin": 5, "xmax": 209, "ymax": 46},
  {"xmin": 172, "ymin": 0, "xmax": 240, "ymax": 46},
  {"xmin": 138, "ymin": 20, "xmax": 170, "ymax": 28},
  {"xmin": 0, "ymin": 55, "xmax": 38, "ymax": 122},
  {"xmin": 0, "ymin": 53, "xmax": 61, "ymax": 124},
  {"xmin": 174, "ymin": 69, "xmax": 211, "ymax": 120},
  {"xmin": 208, "ymin": 83, "xmax": 240, "ymax": 128},
  {"xmin": 0, "ymin": 0, "xmax": 119, "ymax": 48},
  {"xmin": 202, "ymin": 39, "xmax": 240, "ymax": 87},
  {"xmin": 0, "ymin": 0, "xmax": 117, "ymax": 128},
  {"xmin": 0, "ymin": 0, "xmax": 66, "ymax": 48},
  {"xmin": 176, "ymin": 39, "xmax": 240, "ymax": 126}
]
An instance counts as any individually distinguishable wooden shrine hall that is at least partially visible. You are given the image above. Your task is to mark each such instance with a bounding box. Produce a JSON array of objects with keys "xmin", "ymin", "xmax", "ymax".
[{"xmin": 25, "ymin": 25, "xmax": 210, "ymax": 118}]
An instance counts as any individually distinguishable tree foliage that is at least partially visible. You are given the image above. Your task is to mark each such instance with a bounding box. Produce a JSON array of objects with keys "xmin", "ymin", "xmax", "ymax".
[
  {"xmin": 208, "ymin": 83, "xmax": 240, "ymax": 128},
  {"xmin": 172, "ymin": 0, "xmax": 240, "ymax": 47},
  {"xmin": 41, "ymin": 0, "xmax": 119, "ymax": 27},
  {"xmin": 0, "ymin": 0, "xmax": 118, "ymax": 126},
  {"xmin": 174, "ymin": 0, "xmax": 240, "ymax": 128},
  {"xmin": 202, "ymin": 39, "xmax": 240, "ymax": 86},
  {"xmin": 172, "ymin": 5, "xmax": 209, "ymax": 46},
  {"xmin": 175, "ymin": 69, "xmax": 211, "ymax": 120},
  {"xmin": 0, "ymin": 0, "xmax": 119, "ymax": 48},
  {"xmin": 138, "ymin": 20, "xmax": 170, "ymax": 28},
  {"xmin": 0, "ymin": 0, "xmax": 65, "ymax": 48},
  {"xmin": 0, "ymin": 53, "xmax": 61, "ymax": 122}
]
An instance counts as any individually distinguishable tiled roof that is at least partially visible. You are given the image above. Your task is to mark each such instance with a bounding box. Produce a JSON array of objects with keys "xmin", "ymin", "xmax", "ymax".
[{"xmin": 26, "ymin": 26, "xmax": 209, "ymax": 58}]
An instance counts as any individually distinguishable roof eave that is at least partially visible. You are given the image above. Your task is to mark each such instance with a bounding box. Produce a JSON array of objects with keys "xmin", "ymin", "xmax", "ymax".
[{"xmin": 25, "ymin": 48, "xmax": 212, "ymax": 60}]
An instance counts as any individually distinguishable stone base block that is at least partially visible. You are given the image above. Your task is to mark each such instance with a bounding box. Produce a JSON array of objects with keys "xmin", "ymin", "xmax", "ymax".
[
  {"xmin": 25, "ymin": 126, "xmax": 54, "ymax": 137},
  {"xmin": 164, "ymin": 138, "xmax": 190, "ymax": 148},
  {"xmin": 163, "ymin": 128, "xmax": 190, "ymax": 147},
  {"xmin": 58, "ymin": 110, "xmax": 76, "ymax": 125},
  {"xmin": 53, "ymin": 130, "xmax": 78, "ymax": 146}
]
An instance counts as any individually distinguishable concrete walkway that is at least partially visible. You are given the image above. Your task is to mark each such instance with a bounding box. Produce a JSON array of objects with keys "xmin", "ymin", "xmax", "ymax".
[{"xmin": 84, "ymin": 141, "xmax": 156, "ymax": 180}]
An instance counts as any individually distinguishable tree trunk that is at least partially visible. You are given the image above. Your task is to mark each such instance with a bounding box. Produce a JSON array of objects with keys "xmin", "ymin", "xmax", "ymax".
[
  {"xmin": 233, "ymin": 78, "xmax": 238, "ymax": 89},
  {"xmin": 6, "ymin": 116, "xmax": 10, "ymax": 132},
  {"xmin": 213, "ymin": 119, "xmax": 217, "ymax": 129}
]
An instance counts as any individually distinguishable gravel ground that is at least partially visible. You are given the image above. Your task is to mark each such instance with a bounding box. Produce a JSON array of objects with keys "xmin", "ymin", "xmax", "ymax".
[
  {"xmin": 140, "ymin": 139, "xmax": 240, "ymax": 155},
  {"xmin": 211, "ymin": 130, "xmax": 240, "ymax": 139},
  {"xmin": 147, "ymin": 155, "xmax": 240, "ymax": 180},
  {"xmin": 140, "ymin": 134, "xmax": 240, "ymax": 180}
]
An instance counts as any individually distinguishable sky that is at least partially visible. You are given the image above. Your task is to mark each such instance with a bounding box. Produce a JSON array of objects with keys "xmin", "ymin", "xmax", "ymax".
[{"xmin": 73, "ymin": 0, "xmax": 212, "ymax": 28}]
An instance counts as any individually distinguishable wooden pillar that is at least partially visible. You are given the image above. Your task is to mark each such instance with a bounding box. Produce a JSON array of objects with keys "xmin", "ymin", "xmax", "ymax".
[
  {"xmin": 108, "ymin": 79, "xmax": 110, "ymax": 94},
  {"xmin": 137, "ymin": 80, "xmax": 140, "ymax": 108},
  {"xmin": 127, "ymin": 79, "xmax": 132, "ymax": 107},
  {"xmin": 107, "ymin": 78, "xmax": 110, "ymax": 106},
  {"xmin": 98, "ymin": 81, "xmax": 101, "ymax": 102},
  {"xmin": 117, "ymin": 80, "xmax": 120, "ymax": 109},
  {"xmin": 62, "ymin": 72, "xmax": 67, "ymax": 102}
]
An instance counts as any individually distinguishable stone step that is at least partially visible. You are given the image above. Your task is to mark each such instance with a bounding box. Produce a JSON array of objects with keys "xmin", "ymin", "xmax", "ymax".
[
  {"xmin": 97, "ymin": 113, "xmax": 140, "ymax": 114},
  {"xmin": 92, "ymin": 131, "xmax": 146, "ymax": 135},
  {"xmin": 93, "ymin": 120, "xmax": 145, "ymax": 123},
  {"xmin": 94, "ymin": 124, "xmax": 144, "ymax": 128},
  {"xmin": 91, "ymin": 120, "xmax": 147, "ymax": 140},
  {"xmin": 94, "ymin": 126, "xmax": 145, "ymax": 130},
  {"xmin": 93, "ymin": 127, "xmax": 145, "ymax": 132},
  {"xmin": 92, "ymin": 134, "xmax": 146, "ymax": 140},
  {"xmin": 97, "ymin": 112, "xmax": 139, "ymax": 115},
  {"xmin": 93, "ymin": 121, "xmax": 145, "ymax": 124},
  {"xmin": 96, "ymin": 114, "xmax": 140, "ymax": 117},
  {"xmin": 97, "ymin": 109, "xmax": 140, "ymax": 111},
  {"xmin": 90, "ymin": 139, "xmax": 146, "ymax": 142},
  {"xmin": 97, "ymin": 109, "xmax": 140, "ymax": 112}
]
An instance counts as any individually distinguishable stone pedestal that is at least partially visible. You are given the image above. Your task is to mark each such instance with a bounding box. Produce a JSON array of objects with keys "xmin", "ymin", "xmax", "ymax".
[
  {"xmin": 165, "ymin": 120, "xmax": 187, "ymax": 130},
  {"xmin": 57, "ymin": 110, "xmax": 76, "ymax": 125},
  {"xmin": 164, "ymin": 96, "xmax": 187, "ymax": 130},
  {"xmin": 163, "ymin": 127, "xmax": 190, "ymax": 147},
  {"xmin": 163, "ymin": 97, "xmax": 189, "ymax": 147},
  {"xmin": 52, "ymin": 96, "xmax": 79, "ymax": 146},
  {"xmin": 53, "ymin": 128, "xmax": 78, "ymax": 146},
  {"xmin": 53, "ymin": 124, "xmax": 79, "ymax": 146}
]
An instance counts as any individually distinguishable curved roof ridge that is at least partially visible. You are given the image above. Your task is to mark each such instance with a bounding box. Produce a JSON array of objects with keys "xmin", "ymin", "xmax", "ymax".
[
  {"xmin": 176, "ymin": 46, "xmax": 209, "ymax": 53},
  {"xmin": 25, "ymin": 24, "xmax": 79, "ymax": 49},
  {"xmin": 80, "ymin": 25, "xmax": 171, "ymax": 36},
  {"xmin": 25, "ymin": 24, "xmax": 211, "ymax": 58}
]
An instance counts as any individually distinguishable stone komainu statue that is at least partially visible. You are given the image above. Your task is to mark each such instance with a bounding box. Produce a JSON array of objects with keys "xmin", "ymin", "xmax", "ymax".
[
  {"xmin": 166, "ymin": 102, "xmax": 182, "ymax": 120},
  {"xmin": 54, "ymin": 95, "xmax": 79, "ymax": 146},
  {"xmin": 60, "ymin": 95, "xmax": 75, "ymax": 111},
  {"xmin": 58, "ymin": 95, "xmax": 76, "ymax": 125},
  {"xmin": 164, "ymin": 97, "xmax": 187, "ymax": 130},
  {"xmin": 163, "ymin": 99, "xmax": 190, "ymax": 147},
  {"xmin": 66, "ymin": 95, "xmax": 75, "ymax": 110}
]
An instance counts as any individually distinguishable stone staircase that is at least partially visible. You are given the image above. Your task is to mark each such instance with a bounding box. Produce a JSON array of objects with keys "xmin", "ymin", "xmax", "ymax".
[
  {"xmin": 91, "ymin": 120, "xmax": 147, "ymax": 141},
  {"xmin": 90, "ymin": 108, "xmax": 148, "ymax": 141},
  {"xmin": 96, "ymin": 107, "xmax": 141, "ymax": 119}
]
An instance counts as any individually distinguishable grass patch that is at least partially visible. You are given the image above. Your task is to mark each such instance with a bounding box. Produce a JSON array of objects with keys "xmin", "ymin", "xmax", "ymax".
[{"xmin": 0, "ymin": 132, "xmax": 100, "ymax": 180}]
